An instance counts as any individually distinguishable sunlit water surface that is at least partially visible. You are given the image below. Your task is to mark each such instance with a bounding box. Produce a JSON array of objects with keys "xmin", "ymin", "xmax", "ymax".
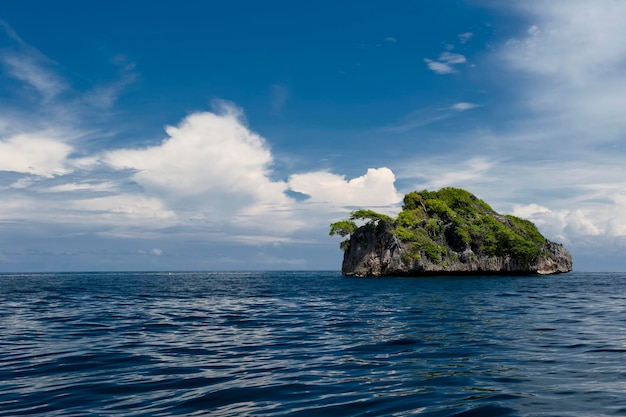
[{"xmin": 1, "ymin": 271, "xmax": 625, "ymax": 416}]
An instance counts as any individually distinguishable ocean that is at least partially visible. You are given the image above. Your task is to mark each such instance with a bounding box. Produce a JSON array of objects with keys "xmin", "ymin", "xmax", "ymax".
[{"xmin": 1, "ymin": 271, "xmax": 625, "ymax": 416}]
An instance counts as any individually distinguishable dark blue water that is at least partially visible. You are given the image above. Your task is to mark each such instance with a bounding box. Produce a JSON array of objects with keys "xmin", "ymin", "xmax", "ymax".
[{"xmin": 1, "ymin": 271, "xmax": 625, "ymax": 416}]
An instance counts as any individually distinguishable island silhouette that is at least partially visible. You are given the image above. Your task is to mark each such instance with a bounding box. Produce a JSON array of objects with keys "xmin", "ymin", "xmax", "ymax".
[{"xmin": 330, "ymin": 188, "xmax": 572, "ymax": 276}]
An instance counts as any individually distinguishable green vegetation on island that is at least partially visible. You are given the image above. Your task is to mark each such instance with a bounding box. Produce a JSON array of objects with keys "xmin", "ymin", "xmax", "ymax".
[{"xmin": 330, "ymin": 187, "xmax": 548, "ymax": 266}]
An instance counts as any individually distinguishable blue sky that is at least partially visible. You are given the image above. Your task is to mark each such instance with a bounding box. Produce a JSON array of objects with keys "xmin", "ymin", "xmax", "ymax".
[{"xmin": 1, "ymin": 1, "xmax": 626, "ymax": 271}]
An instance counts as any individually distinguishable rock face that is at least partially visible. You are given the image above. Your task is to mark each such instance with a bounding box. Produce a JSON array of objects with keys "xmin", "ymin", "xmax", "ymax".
[
  {"xmin": 341, "ymin": 221, "xmax": 572, "ymax": 276},
  {"xmin": 332, "ymin": 188, "xmax": 573, "ymax": 276}
]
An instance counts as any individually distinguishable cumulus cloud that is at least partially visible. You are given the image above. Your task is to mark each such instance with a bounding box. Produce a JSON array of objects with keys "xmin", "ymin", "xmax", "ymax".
[
  {"xmin": 511, "ymin": 203, "xmax": 551, "ymax": 219},
  {"xmin": 288, "ymin": 167, "xmax": 401, "ymax": 209},
  {"xmin": 104, "ymin": 106, "xmax": 269, "ymax": 196},
  {"xmin": 0, "ymin": 134, "xmax": 73, "ymax": 177},
  {"xmin": 566, "ymin": 210, "xmax": 602, "ymax": 236},
  {"xmin": 512, "ymin": 204, "xmax": 602, "ymax": 243},
  {"xmin": 104, "ymin": 104, "xmax": 291, "ymax": 217},
  {"xmin": 0, "ymin": 83, "xmax": 403, "ymax": 245},
  {"xmin": 101, "ymin": 105, "xmax": 404, "ymax": 236},
  {"xmin": 510, "ymin": 190, "xmax": 626, "ymax": 246}
]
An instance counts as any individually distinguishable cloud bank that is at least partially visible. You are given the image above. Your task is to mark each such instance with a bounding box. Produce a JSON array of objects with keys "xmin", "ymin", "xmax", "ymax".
[
  {"xmin": 0, "ymin": 22, "xmax": 401, "ymax": 252},
  {"xmin": 2, "ymin": 105, "xmax": 402, "ymax": 240}
]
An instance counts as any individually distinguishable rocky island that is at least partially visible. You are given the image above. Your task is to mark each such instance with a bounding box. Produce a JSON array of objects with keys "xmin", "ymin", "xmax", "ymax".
[{"xmin": 330, "ymin": 188, "xmax": 572, "ymax": 276}]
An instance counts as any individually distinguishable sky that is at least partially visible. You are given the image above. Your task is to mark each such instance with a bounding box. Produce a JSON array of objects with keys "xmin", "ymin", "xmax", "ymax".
[{"xmin": 1, "ymin": 0, "xmax": 626, "ymax": 272}]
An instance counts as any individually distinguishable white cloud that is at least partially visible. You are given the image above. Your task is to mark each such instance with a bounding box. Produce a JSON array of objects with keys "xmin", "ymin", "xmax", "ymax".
[
  {"xmin": 0, "ymin": 83, "xmax": 404, "ymax": 245},
  {"xmin": 607, "ymin": 218, "xmax": 626, "ymax": 237},
  {"xmin": 42, "ymin": 181, "xmax": 116, "ymax": 193},
  {"xmin": 397, "ymin": 157, "xmax": 495, "ymax": 192},
  {"xmin": 425, "ymin": 52, "xmax": 467, "ymax": 74},
  {"xmin": 105, "ymin": 104, "xmax": 287, "ymax": 199},
  {"xmin": 0, "ymin": 20, "xmax": 68, "ymax": 102},
  {"xmin": 0, "ymin": 191, "xmax": 176, "ymax": 230},
  {"xmin": 450, "ymin": 102, "xmax": 479, "ymax": 111},
  {"xmin": 2, "ymin": 54, "xmax": 66, "ymax": 101},
  {"xmin": 102, "ymin": 104, "xmax": 313, "ymax": 235},
  {"xmin": 512, "ymin": 204, "xmax": 602, "ymax": 242},
  {"xmin": 512, "ymin": 203, "xmax": 551, "ymax": 219},
  {"xmin": 502, "ymin": 2, "xmax": 626, "ymax": 83},
  {"xmin": 288, "ymin": 167, "xmax": 401, "ymax": 208},
  {"xmin": 439, "ymin": 52, "xmax": 466, "ymax": 64},
  {"xmin": 102, "ymin": 105, "xmax": 404, "ymax": 236},
  {"xmin": 0, "ymin": 134, "xmax": 73, "ymax": 177},
  {"xmin": 67, "ymin": 194, "xmax": 177, "ymax": 223},
  {"xmin": 387, "ymin": 102, "xmax": 480, "ymax": 132},
  {"xmin": 424, "ymin": 59, "xmax": 455, "ymax": 75},
  {"xmin": 566, "ymin": 210, "xmax": 602, "ymax": 236}
]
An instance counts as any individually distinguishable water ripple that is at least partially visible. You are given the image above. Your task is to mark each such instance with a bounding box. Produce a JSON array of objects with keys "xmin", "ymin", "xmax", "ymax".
[{"xmin": 1, "ymin": 271, "xmax": 626, "ymax": 416}]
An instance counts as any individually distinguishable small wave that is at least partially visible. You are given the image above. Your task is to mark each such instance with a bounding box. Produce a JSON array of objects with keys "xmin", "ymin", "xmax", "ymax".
[{"xmin": 1, "ymin": 271, "xmax": 625, "ymax": 416}]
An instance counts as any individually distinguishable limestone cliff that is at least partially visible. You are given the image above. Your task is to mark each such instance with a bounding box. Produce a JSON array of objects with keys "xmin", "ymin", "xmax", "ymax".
[{"xmin": 330, "ymin": 188, "xmax": 573, "ymax": 276}]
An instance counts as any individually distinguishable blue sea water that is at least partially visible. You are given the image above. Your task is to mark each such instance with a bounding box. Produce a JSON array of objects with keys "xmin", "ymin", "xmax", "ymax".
[{"xmin": 1, "ymin": 271, "xmax": 625, "ymax": 416}]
